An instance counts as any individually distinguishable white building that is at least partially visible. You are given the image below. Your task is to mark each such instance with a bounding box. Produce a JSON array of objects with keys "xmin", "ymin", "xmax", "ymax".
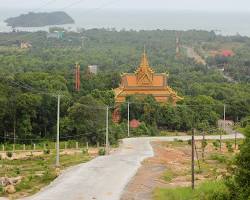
[{"xmin": 88, "ymin": 65, "xmax": 98, "ymax": 74}]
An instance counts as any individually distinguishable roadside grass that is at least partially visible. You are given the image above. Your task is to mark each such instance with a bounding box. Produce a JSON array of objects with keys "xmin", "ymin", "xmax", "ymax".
[
  {"xmin": 163, "ymin": 170, "xmax": 175, "ymax": 182},
  {"xmin": 154, "ymin": 181, "xmax": 229, "ymax": 200},
  {"xmin": 154, "ymin": 139, "xmax": 242, "ymax": 200},
  {"xmin": 0, "ymin": 150, "xmax": 91, "ymax": 198},
  {"xmin": 236, "ymin": 127, "xmax": 247, "ymax": 135}
]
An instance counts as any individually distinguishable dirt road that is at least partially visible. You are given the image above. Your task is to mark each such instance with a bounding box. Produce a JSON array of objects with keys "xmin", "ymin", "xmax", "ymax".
[{"xmin": 23, "ymin": 134, "xmax": 244, "ymax": 200}]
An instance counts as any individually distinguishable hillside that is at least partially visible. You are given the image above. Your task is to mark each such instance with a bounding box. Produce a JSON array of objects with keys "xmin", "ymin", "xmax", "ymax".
[{"xmin": 5, "ymin": 11, "xmax": 75, "ymax": 27}]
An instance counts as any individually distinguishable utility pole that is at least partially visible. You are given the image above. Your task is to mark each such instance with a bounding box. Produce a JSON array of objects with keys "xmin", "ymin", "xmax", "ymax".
[
  {"xmin": 127, "ymin": 102, "xmax": 130, "ymax": 137},
  {"xmin": 223, "ymin": 104, "xmax": 226, "ymax": 131},
  {"xmin": 56, "ymin": 94, "xmax": 60, "ymax": 167},
  {"xmin": 105, "ymin": 106, "xmax": 109, "ymax": 155},
  {"xmin": 221, "ymin": 104, "xmax": 226, "ymax": 151},
  {"xmin": 191, "ymin": 129, "xmax": 195, "ymax": 190}
]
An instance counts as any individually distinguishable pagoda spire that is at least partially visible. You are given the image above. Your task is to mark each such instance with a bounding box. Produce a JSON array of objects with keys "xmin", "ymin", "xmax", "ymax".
[
  {"xmin": 135, "ymin": 47, "xmax": 154, "ymax": 85},
  {"xmin": 140, "ymin": 45, "xmax": 150, "ymax": 68}
]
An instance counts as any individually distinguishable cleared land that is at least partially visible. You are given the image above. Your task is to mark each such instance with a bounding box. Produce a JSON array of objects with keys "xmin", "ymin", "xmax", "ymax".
[
  {"xmin": 0, "ymin": 148, "xmax": 97, "ymax": 199},
  {"xmin": 121, "ymin": 139, "xmax": 242, "ymax": 200}
]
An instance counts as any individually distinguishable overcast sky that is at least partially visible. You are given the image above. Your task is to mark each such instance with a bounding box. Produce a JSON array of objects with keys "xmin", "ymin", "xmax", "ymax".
[{"xmin": 1, "ymin": 0, "xmax": 250, "ymax": 12}]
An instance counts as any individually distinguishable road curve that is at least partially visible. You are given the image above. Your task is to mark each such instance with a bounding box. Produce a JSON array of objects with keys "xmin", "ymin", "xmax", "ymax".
[{"xmin": 22, "ymin": 134, "xmax": 244, "ymax": 200}]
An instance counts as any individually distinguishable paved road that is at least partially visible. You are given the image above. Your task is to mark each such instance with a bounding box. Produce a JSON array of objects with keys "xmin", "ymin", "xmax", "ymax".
[{"xmin": 23, "ymin": 134, "xmax": 244, "ymax": 200}]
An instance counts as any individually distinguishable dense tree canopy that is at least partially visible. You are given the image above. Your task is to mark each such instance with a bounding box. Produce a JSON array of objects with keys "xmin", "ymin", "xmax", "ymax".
[{"xmin": 0, "ymin": 29, "xmax": 250, "ymax": 143}]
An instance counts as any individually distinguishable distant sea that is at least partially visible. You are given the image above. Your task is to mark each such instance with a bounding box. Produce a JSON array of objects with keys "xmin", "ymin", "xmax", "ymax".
[{"xmin": 1, "ymin": 8, "xmax": 250, "ymax": 36}]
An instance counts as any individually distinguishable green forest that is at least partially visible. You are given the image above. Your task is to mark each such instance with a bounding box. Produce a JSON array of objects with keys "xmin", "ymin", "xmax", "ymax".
[{"xmin": 0, "ymin": 29, "xmax": 250, "ymax": 145}]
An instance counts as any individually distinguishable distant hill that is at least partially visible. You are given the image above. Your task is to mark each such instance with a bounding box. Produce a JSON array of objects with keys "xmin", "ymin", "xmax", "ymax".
[{"xmin": 5, "ymin": 11, "xmax": 75, "ymax": 28}]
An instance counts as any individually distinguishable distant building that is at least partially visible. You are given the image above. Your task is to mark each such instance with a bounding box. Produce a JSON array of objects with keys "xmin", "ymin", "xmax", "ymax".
[
  {"xmin": 88, "ymin": 65, "xmax": 98, "ymax": 74},
  {"xmin": 114, "ymin": 50, "xmax": 182, "ymax": 104},
  {"xmin": 47, "ymin": 31, "xmax": 64, "ymax": 39},
  {"xmin": 209, "ymin": 49, "xmax": 234, "ymax": 58},
  {"xmin": 20, "ymin": 41, "xmax": 32, "ymax": 49},
  {"xmin": 221, "ymin": 50, "xmax": 234, "ymax": 57}
]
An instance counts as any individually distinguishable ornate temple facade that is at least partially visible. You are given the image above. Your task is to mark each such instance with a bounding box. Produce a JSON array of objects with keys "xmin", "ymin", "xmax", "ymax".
[{"xmin": 114, "ymin": 51, "xmax": 183, "ymax": 104}]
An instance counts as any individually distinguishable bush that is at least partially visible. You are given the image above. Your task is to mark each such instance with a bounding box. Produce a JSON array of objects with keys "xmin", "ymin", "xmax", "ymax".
[
  {"xmin": 163, "ymin": 170, "xmax": 174, "ymax": 182},
  {"xmin": 98, "ymin": 148, "xmax": 106, "ymax": 156},
  {"xmin": 226, "ymin": 142, "xmax": 233, "ymax": 152},
  {"xmin": 212, "ymin": 140, "xmax": 220, "ymax": 150},
  {"xmin": 209, "ymin": 154, "xmax": 227, "ymax": 164},
  {"xmin": 82, "ymin": 148, "xmax": 88, "ymax": 155},
  {"xmin": 6, "ymin": 151, "xmax": 13, "ymax": 158},
  {"xmin": 15, "ymin": 167, "xmax": 21, "ymax": 175},
  {"xmin": 43, "ymin": 149, "xmax": 50, "ymax": 154},
  {"xmin": 202, "ymin": 139, "xmax": 208, "ymax": 149}
]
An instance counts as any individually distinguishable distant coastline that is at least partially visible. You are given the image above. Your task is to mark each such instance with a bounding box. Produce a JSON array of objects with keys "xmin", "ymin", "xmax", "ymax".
[
  {"xmin": 0, "ymin": 9, "xmax": 250, "ymax": 36},
  {"xmin": 5, "ymin": 11, "xmax": 74, "ymax": 28}
]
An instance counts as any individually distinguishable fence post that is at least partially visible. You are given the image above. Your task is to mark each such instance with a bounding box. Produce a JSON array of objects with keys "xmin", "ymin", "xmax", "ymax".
[
  {"xmin": 33, "ymin": 144, "xmax": 36, "ymax": 151},
  {"xmin": 86, "ymin": 142, "xmax": 89, "ymax": 151},
  {"xmin": 76, "ymin": 142, "xmax": 78, "ymax": 149},
  {"xmin": 64, "ymin": 142, "xmax": 67, "ymax": 150},
  {"xmin": 23, "ymin": 144, "xmax": 26, "ymax": 151},
  {"xmin": 13, "ymin": 144, "xmax": 15, "ymax": 152}
]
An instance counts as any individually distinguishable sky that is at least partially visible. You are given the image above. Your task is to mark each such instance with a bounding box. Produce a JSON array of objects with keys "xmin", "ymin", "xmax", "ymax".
[{"xmin": 1, "ymin": 0, "xmax": 250, "ymax": 12}]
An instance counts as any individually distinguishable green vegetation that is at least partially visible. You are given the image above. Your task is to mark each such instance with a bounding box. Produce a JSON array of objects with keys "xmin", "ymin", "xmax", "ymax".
[
  {"xmin": 5, "ymin": 11, "xmax": 74, "ymax": 27},
  {"xmin": 0, "ymin": 150, "xmax": 90, "ymax": 197},
  {"xmin": 226, "ymin": 125, "xmax": 250, "ymax": 200},
  {"xmin": 163, "ymin": 170, "xmax": 175, "ymax": 182},
  {"xmin": 0, "ymin": 29, "xmax": 249, "ymax": 146},
  {"xmin": 154, "ymin": 181, "xmax": 230, "ymax": 200}
]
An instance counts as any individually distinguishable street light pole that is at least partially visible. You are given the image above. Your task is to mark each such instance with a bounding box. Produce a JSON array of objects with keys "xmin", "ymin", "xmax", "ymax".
[
  {"xmin": 56, "ymin": 94, "xmax": 60, "ymax": 167},
  {"xmin": 127, "ymin": 102, "xmax": 130, "ymax": 137},
  {"xmin": 105, "ymin": 106, "xmax": 109, "ymax": 155}
]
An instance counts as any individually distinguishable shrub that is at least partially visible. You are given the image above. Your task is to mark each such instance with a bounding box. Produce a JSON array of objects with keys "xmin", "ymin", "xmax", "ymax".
[
  {"xmin": 14, "ymin": 167, "xmax": 20, "ymax": 175},
  {"xmin": 98, "ymin": 148, "xmax": 106, "ymax": 156},
  {"xmin": 163, "ymin": 170, "xmax": 174, "ymax": 182},
  {"xmin": 226, "ymin": 142, "xmax": 233, "ymax": 152},
  {"xmin": 43, "ymin": 149, "xmax": 50, "ymax": 154},
  {"xmin": 82, "ymin": 148, "xmax": 88, "ymax": 155},
  {"xmin": 6, "ymin": 151, "xmax": 13, "ymax": 158},
  {"xmin": 212, "ymin": 140, "xmax": 220, "ymax": 150},
  {"xmin": 202, "ymin": 139, "xmax": 208, "ymax": 149},
  {"xmin": 209, "ymin": 154, "xmax": 227, "ymax": 163}
]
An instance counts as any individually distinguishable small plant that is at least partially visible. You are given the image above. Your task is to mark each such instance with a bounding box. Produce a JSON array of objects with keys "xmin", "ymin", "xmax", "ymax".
[
  {"xmin": 212, "ymin": 140, "xmax": 220, "ymax": 150},
  {"xmin": 98, "ymin": 148, "xmax": 106, "ymax": 156},
  {"xmin": 202, "ymin": 140, "xmax": 208, "ymax": 149},
  {"xmin": 163, "ymin": 170, "xmax": 174, "ymax": 182},
  {"xmin": 6, "ymin": 151, "xmax": 13, "ymax": 158},
  {"xmin": 226, "ymin": 142, "xmax": 233, "ymax": 152},
  {"xmin": 43, "ymin": 149, "xmax": 50, "ymax": 155},
  {"xmin": 15, "ymin": 167, "xmax": 21, "ymax": 175},
  {"xmin": 209, "ymin": 154, "xmax": 227, "ymax": 163},
  {"xmin": 82, "ymin": 148, "xmax": 88, "ymax": 155}
]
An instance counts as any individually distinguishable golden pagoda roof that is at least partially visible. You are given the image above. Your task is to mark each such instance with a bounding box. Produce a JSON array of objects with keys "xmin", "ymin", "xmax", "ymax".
[{"xmin": 135, "ymin": 49, "xmax": 154, "ymax": 85}]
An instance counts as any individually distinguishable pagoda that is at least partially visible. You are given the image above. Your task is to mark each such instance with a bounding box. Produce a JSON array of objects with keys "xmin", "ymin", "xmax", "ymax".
[{"xmin": 114, "ymin": 50, "xmax": 183, "ymax": 104}]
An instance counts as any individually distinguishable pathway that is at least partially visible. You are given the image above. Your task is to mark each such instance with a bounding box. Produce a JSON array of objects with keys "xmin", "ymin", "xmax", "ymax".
[{"xmin": 23, "ymin": 133, "xmax": 244, "ymax": 200}]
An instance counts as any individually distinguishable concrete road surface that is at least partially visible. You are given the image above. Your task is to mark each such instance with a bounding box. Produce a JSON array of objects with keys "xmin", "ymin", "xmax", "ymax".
[{"xmin": 22, "ymin": 134, "xmax": 244, "ymax": 200}]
